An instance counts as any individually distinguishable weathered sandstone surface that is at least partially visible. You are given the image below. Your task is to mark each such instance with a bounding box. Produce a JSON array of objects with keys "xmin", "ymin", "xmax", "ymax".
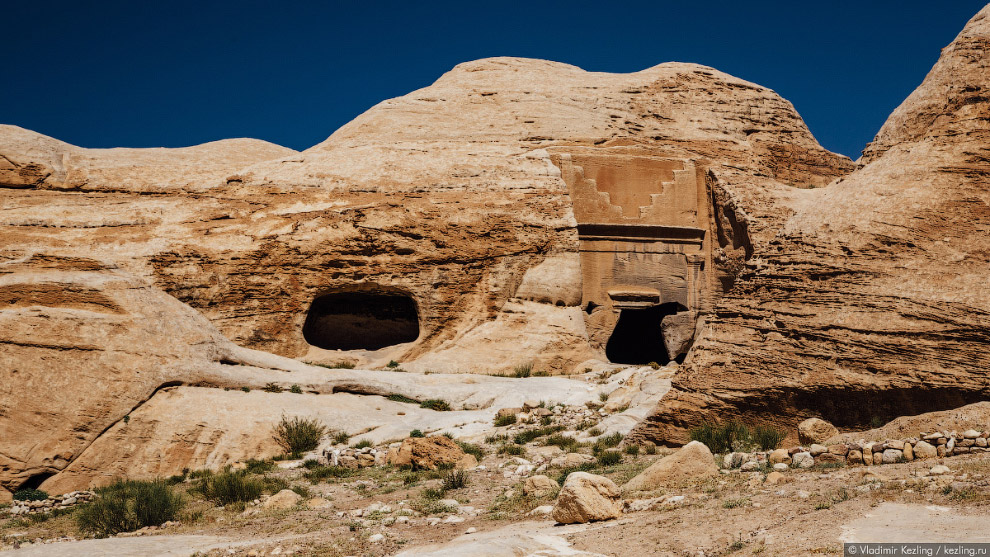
[
  {"xmin": 630, "ymin": 6, "xmax": 990, "ymax": 445},
  {"xmin": 2, "ymin": 53, "xmax": 855, "ymax": 494}
]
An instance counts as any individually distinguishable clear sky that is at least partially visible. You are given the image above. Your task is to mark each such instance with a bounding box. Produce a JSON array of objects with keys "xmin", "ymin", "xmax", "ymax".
[{"xmin": 3, "ymin": 1, "xmax": 986, "ymax": 159}]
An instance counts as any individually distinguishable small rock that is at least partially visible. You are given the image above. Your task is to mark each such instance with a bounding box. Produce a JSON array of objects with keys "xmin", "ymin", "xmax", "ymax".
[
  {"xmin": 466, "ymin": 527, "xmax": 477, "ymax": 534},
  {"xmin": 809, "ymin": 444, "xmax": 827, "ymax": 457},
  {"xmin": 765, "ymin": 471, "xmax": 785, "ymax": 485},
  {"xmin": 881, "ymin": 449, "xmax": 903, "ymax": 464},
  {"xmin": 523, "ymin": 475, "xmax": 559, "ymax": 497},
  {"xmin": 795, "ymin": 490, "xmax": 810, "ymax": 499},
  {"xmin": 792, "ymin": 452, "xmax": 814, "ymax": 468},
  {"xmin": 263, "ymin": 490, "xmax": 302, "ymax": 510},
  {"xmin": 773, "ymin": 463, "xmax": 789, "ymax": 472},
  {"xmin": 963, "ymin": 429, "xmax": 980, "ymax": 439},
  {"xmin": 443, "ymin": 515, "xmax": 465, "ymax": 523},
  {"xmin": 740, "ymin": 461, "xmax": 761, "ymax": 472},
  {"xmin": 368, "ymin": 534, "xmax": 385, "ymax": 543},
  {"xmin": 551, "ymin": 472, "xmax": 622, "ymax": 524},
  {"xmin": 929, "ymin": 465, "xmax": 951, "ymax": 476},
  {"xmin": 769, "ymin": 449, "xmax": 791, "ymax": 465}
]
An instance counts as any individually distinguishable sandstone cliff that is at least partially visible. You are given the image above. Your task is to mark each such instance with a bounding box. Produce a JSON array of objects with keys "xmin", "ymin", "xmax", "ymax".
[
  {"xmin": 630, "ymin": 6, "xmax": 990, "ymax": 445},
  {"xmin": 1, "ymin": 57, "xmax": 855, "ymax": 495}
]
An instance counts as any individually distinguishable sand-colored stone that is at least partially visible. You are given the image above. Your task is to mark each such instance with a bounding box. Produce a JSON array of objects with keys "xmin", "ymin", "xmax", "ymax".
[
  {"xmin": 523, "ymin": 475, "xmax": 559, "ymax": 497},
  {"xmin": 387, "ymin": 436, "xmax": 474, "ymax": 471},
  {"xmin": 263, "ymin": 489, "xmax": 302, "ymax": 510},
  {"xmin": 623, "ymin": 441, "xmax": 717, "ymax": 492},
  {"xmin": 798, "ymin": 418, "xmax": 839, "ymax": 445},
  {"xmin": 552, "ymin": 472, "xmax": 622, "ymax": 524}
]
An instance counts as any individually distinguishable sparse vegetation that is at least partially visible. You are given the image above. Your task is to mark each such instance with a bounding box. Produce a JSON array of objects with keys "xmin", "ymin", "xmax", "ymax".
[
  {"xmin": 690, "ymin": 421, "xmax": 752, "ymax": 454},
  {"xmin": 591, "ymin": 432, "xmax": 624, "ymax": 454},
  {"xmin": 289, "ymin": 384, "xmax": 303, "ymax": 394},
  {"xmin": 13, "ymin": 488, "xmax": 49, "ymax": 501},
  {"xmin": 331, "ymin": 430, "xmax": 351, "ymax": 445},
  {"xmin": 409, "ymin": 429, "xmax": 425, "ymax": 438},
  {"xmin": 456, "ymin": 440, "xmax": 485, "ymax": 461},
  {"xmin": 420, "ymin": 399, "xmax": 451, "ymax": 411},
  {"xmin": 263, "ymin": 382, "xmax": 283, "ymax": 393},
  {"xmin": 751, "ymin": 424, "xmax": 787, "ymax": 451},
  {"xmin": 387, "ymin": 360, "xmax": 400, "ymax": 368},
  {"xmin": 498, "ymin": 444, "xmax": 526, "ymax": 456},
  {"xmin": 543, "ymin": 433, "xmax": 583, "ymax": 452},
  {"xmin": 241, "ymin": 386, "xmax": 251, "ymax": 393},
  {"xmin": 77, "ymin": 479, "xmax": 184, "ymax": 537},
  {"xmin": 272, "ymin": 415, "xmax": 327, "ymax": 455},
  {"xmin": 198, "ymin": 469, "xmax": 264, "ymax": 505},
  {"xmin": 494, "ymin": 414, "xmax": 517, "ymax": 427},
  {"xmin": 722, "ymin": 496, "xmax": 750, "ymax": 509},
  {"xmin": 514, "ymin": 425, "xmax": 565, "ymax": 445},
  {"xmin": 304, "ymin": 465, "xmax": 356, "ymax": 483},
  {"xmin": 625, "ymin": 444, "xmax": 640, "ymax": 455},
  {"xmin": 353, "ymin": 439, "xmax": 373, "ymax": 449},
  {"xmin": 388, "ymin": 394, "xmax": 418, "ymax": 404},
  {"xmin": 441, "ymin": 468, "xmax": 468, "ymax": 490},
  {"xmin": 597, "ymin": 450, "xmax": 622, "ymax": 466},
  {"xmin": 644, "ymin": 443, "xmax": 657, "ymax": 455},
  {"xmin": 513, "ymin": 363, "xmax": 533, "ymax": 378},
  {"xmin": 244, "ymin": 458, "xmax": 276, "ymax": 474}
]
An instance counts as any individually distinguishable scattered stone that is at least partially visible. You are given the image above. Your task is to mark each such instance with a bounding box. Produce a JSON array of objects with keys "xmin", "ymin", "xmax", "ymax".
[
  {"xmin": 740, "ymin": 461, "xmax": 761, "ymax": 472},
  {"xmin": 809, "ymin": 444, "xmax": 827, "ymax": 456},
  {"xmin": 262, "ymin": 490, "xmax": 302, "ymax": 510},
  {"xmin": 792, "ymin": 452, "xmax": 814, "ymax": 468},
  {"xmin": 623, "ymin": 441, "xmax": 718, "ymax": 492},
  {"xmin": 765, "ymin": 471, "xmax": 785, "ymax": 485},
  {"xmin": 769, "ymin": 449, "xmax": 791, "ymax": 465},
  {"xmin": 929, "ymin": 465, "xmax": 951, "ymax": 476},
  {"xmin": 368, "ymin": 534, "xmax": 385, "ymax": 543},
  {"xmin": 798, "ymin": 418, "xmax": 838, "ymax": 445},
  {"xmin": 388, "ymin": 436, "xmax": 476, "ymax": 470},
  {"xmin": 881, "ymin": 449, "xmax": 903, "ymax": 464},
  {"xmin": 913, "ymin": 441, "xmax": 937, "ymax": 460},
  {"xmin": 773, "ymin": 463, "xmax": 789, "ymax": 472},
  {"xmin": 523, "ymin": 475, "xmax": 559, "ymax": 497},
  {"xmin": 552, "ymin": 472, "xmax": 622, "ymax": 524}
]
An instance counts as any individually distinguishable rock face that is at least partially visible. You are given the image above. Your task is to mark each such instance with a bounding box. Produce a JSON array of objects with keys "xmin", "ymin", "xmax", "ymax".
[
  {"xmin": 630, "ymin": 6, "xmax": 990, "ymax": 445},
  {"xmin": 0, "ymin": 55, "xmax": 855, "ymax": 494},
  {"xmin": 551, "ymin": 472, "xmax": 622, "ymax": 524},
  {"xmin": 623, "ymin": 441, "xmax": 717, "ymax": 491},
  {"xmin": 798, "ymin": 418, "xmax": 839, "ymax": 445}
]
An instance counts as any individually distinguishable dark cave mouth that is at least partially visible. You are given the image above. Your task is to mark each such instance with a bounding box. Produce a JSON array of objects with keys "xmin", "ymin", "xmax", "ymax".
[
  {"xmin": 302, "ymin": 291, "xmax": 420, "ymax": 351},
  {"xmin": 604, "ymin": 303, "xmax": 683, "ymax": 365}
]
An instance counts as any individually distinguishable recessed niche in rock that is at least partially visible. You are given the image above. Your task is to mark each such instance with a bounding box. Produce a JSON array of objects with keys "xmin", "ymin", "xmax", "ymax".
[
  {"xmin": 303, "ymin": 290, "xmax": 420, "ymax": 350},
  {"xmin": 605, "ymin": 302, "xmax": 683, "ymax": 365}
]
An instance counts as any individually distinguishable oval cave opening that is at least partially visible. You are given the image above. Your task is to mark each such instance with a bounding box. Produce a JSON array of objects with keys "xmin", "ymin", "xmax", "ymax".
[
  {"xmin": 303, "ymin": 290, "xmax": 420, "ymax": 351},
  {"xmin": 604, "ymin": 303, "xmax": 681, "ymax": 365}
]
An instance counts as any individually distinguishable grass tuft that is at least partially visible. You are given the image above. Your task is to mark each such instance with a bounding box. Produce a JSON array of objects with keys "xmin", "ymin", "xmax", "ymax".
[{"xmin": 272, "ymin": 415, "xmax": 327, "ymax": 455}]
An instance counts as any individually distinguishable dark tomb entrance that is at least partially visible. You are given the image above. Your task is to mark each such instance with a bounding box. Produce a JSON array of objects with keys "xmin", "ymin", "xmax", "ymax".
[
  {"xmin": 604, "ymin": 302, "xmax": 681, "ymax": 365},
  {"xmin": 303, "ymin": 290, "xmax": 420, "ymax": 350}
]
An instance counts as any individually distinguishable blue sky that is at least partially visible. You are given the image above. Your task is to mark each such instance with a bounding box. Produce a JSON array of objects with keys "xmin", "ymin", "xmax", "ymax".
[{"xmin": 3, "ymin": 1, "xmax": 985, "ymax": 158}]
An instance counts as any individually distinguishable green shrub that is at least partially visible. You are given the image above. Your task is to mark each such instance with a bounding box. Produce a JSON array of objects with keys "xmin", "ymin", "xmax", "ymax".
[
  {"xmin": 540, "ymin": 416, "xmax": 553, "ymax": 426},
  {"xmin": 241, "ymin": 386, "xmax": 251, "ymax": 393},
  {"xmin": 261, "ymin": 476, "xmax": 289, "ymax": 494},
  {"xmin": 751, "ymin": 424, "xmax": 787, "ymax": 451},
  {"xmin": 331, "ymin": 430, "xmax": 351, "ymax": 445},
  {"xmin": 597, "ymin": 450, "xmax": 622, "ymax": 466},
  {"xmin": 304, "ymin": 465, "xmax": 356, "ymax": 483},
  {"xmin": 599, "ymin": 392, "xmax": 609, "ymax": 402},
  {"xmin": 420, "ymin": 399, "xmax": 451, "ymax": 412},
  {"xmin": 244, "ymin": 459, "xmax": 276, "ymax": 474},
  {"xmin": 77, "ymin": 479, "xmax": 183, "ymax": 537},
  {"xmin": 494, "ymin": 414, "xmax": 517, "ymax": 427},
  {"xmin": 498, "ymin": 444, "xmax": 526, "ymax": 456},
  {"xmin": 353, "ymin": 439, "xmax": 373, "ymax": 449},
  {"xmin": 301, "ymin": 459, "xmax": 322, "ymax": 470},
  {"xmin": 387, "ymin": 360, "xmax": 400, "ymax": 368},
  {"xmin": 533, "ymin": 370, "xmax": 550, "ymax": 377},
  {"xmin": 263, "ymin": 382, "xmax": 283, "ymax": 393},
  {"xmin": 644, "ymin": 443, "xmax": 657, "ymax": 455},
  {"xmin": 13, "ymin": 488, "xmax": 48, "ymax": 501},
  {"xmin": 624, "ymin": 445, "xmax": 640, "ymax": 456},
  {"xmin": 513, "ymin": 363, "xmax": 533, "ymax": 378},
  {"xmin": 456, "ymin": 441, "xmax": 485, "ymax": 461},
  {"xmin": 543, "ymin": 433, "xmax": 582, "ymax": 452},
  {"xmin": 591, "ymin": 432, "xmax": 624, "ymax": 454},
  {"xmin": 289, "ymin": 384, "xmax": 303, "ymax": 394},
  {"xmin": 387, "ymin": 394, "xmax": 418, "ymax": 404},
  {"xmin": 422, "ymin": 487, "xmax": 446, "ymax": 500},
  {"xmin": 272, "ymin": 415, "xmax": 327, "ymax": 454},
  {"xmin": 689, "ymin": 421, "xmax": 751, "ymax": 454},
  {"xmin": 441, "ymin": 469, "xmax": 468, "ymax": 490},
  {"xmin": 410, "ymin": 429, "xmax": 425, "ymax": 438},
  {"xmin": 514, "ymin": 425, "xmax": 564, "ymax": 445},
  {"xmin": 290, "ymin": 485, "xmax": 311, "ymax": 498},
  {"xmin": 198, "ymin": 470, "xmax": 263, "ymax": 505}
]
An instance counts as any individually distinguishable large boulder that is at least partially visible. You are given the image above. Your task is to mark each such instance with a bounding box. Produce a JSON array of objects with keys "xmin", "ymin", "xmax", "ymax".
[
  {"xmin": 623, "ymin": 441, "xmax": 717, "ymax": 492},
  {"xmin": 263, "ymin": 489, "xmax": 302, "ymax": 510},
  {"xmin": 387, "ymin": 436, "xmax": 475, "ymax": 470},
  {"xmin": 798, "ymin": 418, "xmax": 838, "ymax": 445},
  {"xmin": 551, "ymin": 472, "xmax": 622, "ymax": 524}
]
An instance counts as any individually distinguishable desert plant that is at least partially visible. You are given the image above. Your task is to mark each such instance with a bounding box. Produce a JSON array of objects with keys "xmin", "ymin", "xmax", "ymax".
[
  {"xmin": 513, "ymin": 363, "xmax": 533, "ymax": 378},
  {"xmin": 244, "ymin": 458, "xmax": 276, "ymax": 474},
  {"xmin": 422, "ymin": 486, "xmax": 447, "ymax": 500},
  {"xmin": 263, "ymin": 382, "xmax": 283, "ymax": 393},
  {"xmin": 554, "ymin": 463, "xmax": 596, "ymax": 485},
  {"xmin": 498, "ymin": 444, "xmax": 525, "ymax": 456},
  {"xmin": 689, "ymin": 421, "xmax": 751, "ymax": 454},
  {"xmin": 289, "ymin": 384, "xmax": 303, "ymax": 394},
  {"xmin": 13, "ymin": 488, "xmax": 48, "ymax": 502},
  {"xmin": 301, "ymin": 459, "xmax": 322, "ymax": 469},
  {"xmin": 272, "ymin": 415, "xmax": 327, "ymax": 455},
  {"xmin": 387, "ymin": 360, "xmax": 400, "ymax": 368},
  {"xmin": 198, "ymin": 470, "xmax": 263, "ymax": 505},
  {"xmin": 387, "ymin": 394, "xmax": 418, "ymax": 404},
  {"xmin": 543, "ymin": 433, "xmax": 582, "ymax": 452},
  {"xmin": 540, "ymin": 415, "xmax": 553, "ymax": 426},
  {"xmin": 456, "ymin": 440, "xmax": 485, "ymax": 461},
  {"xmin": 597, "ymin": 450, "xmax": 622, "ymax": 466},
  {"xmin": 353, "ymin": 439, "xmax": 373, "ymax": 449},
  {"xmin": 494, "ymin": 414, "xmax": 517, "ymax": 427},
  {"xmin": 420, "ymin": 399, "xmax": 451, "ymax": 411},
  {"xmin": 331, "ymin": 430, "xmax": 351, "ymax": 445},
  {"xmin": 241, "ymin": 386, "xmax": 251, "ymax": 393},
  {"xmin": 77, "ymin": 479, "xmax": 183, "ymax": 537},
  {"xmin": 591, "ymin": 432, "xmax": 624, "ymax": 454},
  {"xmin": 624, "ymin": 444, "xmax": 640, "ymax": 456},
  {"xmin": 441, "ymin": 469, "xmax": 468, "ymax": 490},
  {"xmin": 409, "ymin": 429, "xmax": 425, "ymax": 438},
  {"xmin": 514, "ymin": 425, "xmax": 565, "ymax": 445},
  {"xmin": 598, "ymin": 392, "xmax": 609, "ymax": 402},
  {"xmin": 751, "ymin": 424, "xmax": 787, "ymax": 451}
]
